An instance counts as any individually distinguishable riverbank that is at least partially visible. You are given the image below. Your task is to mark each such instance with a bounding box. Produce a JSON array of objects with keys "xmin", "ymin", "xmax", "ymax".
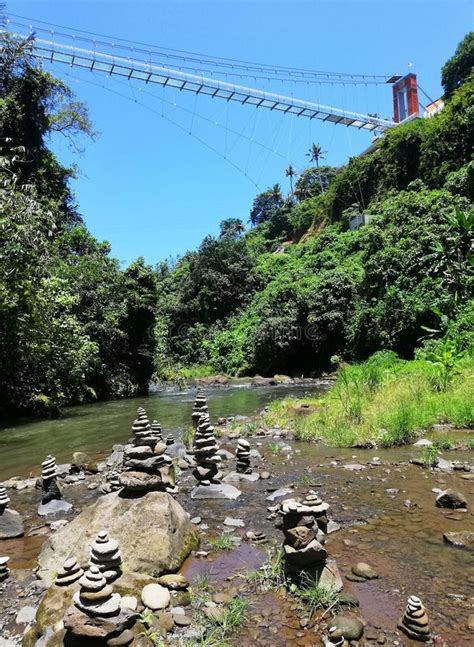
[
  {"xmin": 1, "ymin": 412, "xmax": 473, "ymax": 646},
  {"xmin": 265, "ymin": 352, "xmax": 473, "ymax": 448}
]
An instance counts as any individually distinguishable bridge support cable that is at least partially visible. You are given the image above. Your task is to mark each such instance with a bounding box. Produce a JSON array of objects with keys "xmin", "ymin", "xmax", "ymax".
[{"xmin": 28, "ymin": 38, "xmax": 396, "ymax": 133}]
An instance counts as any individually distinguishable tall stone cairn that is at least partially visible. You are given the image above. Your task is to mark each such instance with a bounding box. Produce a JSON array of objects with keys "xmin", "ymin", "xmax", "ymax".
[
  {"xmin": 275, "ymin": 493, "xmax": 331, "ymax": 579},
  {"xmin": 0, "ymin": 556, "xmax": 9, "ymax": 582},
  {"xmin": 89, "ymin": 530, "xmax": 122, "ymax": 582},
  {"xmin": 150, "ymin": 420, "xmax": 163, "ymax": 442},
  {"xmin": 192, "ymin": 388, "xmax": 208, "ymax": 429},
  {"xmin": 192, "ymin": 414, "xmax": 222, "ymax": 486},
  {"xmin": 235, "ymin": 439, "xmax": 252, "ymax": 474},
  {"xmin": 41, "ymin": 455, "xmax": 62, "ymax": 503},
  {"xmin": 398, "ymin": 595, "xmax": 431, "ymax": 642}
]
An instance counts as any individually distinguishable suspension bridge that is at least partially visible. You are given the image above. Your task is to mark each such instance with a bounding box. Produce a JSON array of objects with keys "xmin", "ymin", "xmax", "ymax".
[{"xmin": 4, "ymin": 15, "xmax": 409, "ymax": 135}]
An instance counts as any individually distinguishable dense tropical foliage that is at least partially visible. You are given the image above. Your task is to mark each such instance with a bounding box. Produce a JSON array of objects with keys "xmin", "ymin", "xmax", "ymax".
[
  {"xmin": 156, "ymin": 35, "xmax": 473, "ymax": 380},
  {"xmin": 0, "ymin": 35, "xmax": 157, "ymax": 415}
]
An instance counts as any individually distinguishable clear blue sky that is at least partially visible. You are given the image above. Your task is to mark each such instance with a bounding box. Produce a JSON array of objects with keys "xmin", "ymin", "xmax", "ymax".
[{"xmin": 8, "ymin": 0, "xmax": 473, "ymax": 266}]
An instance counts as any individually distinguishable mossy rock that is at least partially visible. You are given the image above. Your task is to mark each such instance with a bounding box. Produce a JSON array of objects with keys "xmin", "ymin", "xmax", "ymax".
[{"xmin": 36, "ymin": 583, "xmax": 78, "ymax": 634}]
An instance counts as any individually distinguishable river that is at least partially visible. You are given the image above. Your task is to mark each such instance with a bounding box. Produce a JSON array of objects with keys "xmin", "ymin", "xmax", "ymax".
[{"xmin": 0, "ymin": 383, "xmax": 325, "ymax": 480}]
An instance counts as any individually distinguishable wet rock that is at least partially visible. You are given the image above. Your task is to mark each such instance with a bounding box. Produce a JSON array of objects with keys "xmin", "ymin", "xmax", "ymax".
[
  {"xmin": 351, "ymin": 563, "xmax": 378, "ymax": 580},
  {"xmin": 436, "ymin": 489, "xmax": 467, "ymax": 509},
  {"xmin": 413, "ymin": 439, "xmax": 432, "ymax": 447},
  {"xmin": 251, "ymin": 376, "xmax": 277, "ymax": 387},
  {"xmin": 330, "ymin": 613, "xmax": 364, "ymax": 640},
  {"xmin": 443, "ymin": 530, "xmax": 474, "ymax": 550},
  {"xmin": 343, "ymin": 464, "xmax": 365, "ymax": 471},
  {"xmin": 38, "ymin": 491, "xmax": 199, "ymax": 585},
  {"xmin": 141, "ymin": 583, "xmax": 170, "ymax": 610}
]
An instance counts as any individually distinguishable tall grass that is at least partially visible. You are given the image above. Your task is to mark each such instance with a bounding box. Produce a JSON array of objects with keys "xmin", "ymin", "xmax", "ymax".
[{"xmin": 265, "ymin": 351, "xmax": 473, "ymax": 447}]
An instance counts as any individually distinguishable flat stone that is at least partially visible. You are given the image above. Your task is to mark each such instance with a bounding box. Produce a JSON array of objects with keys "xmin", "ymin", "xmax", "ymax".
[
  {"xmin": 63, "ymin": 604, "xmax": 135, "ymax": 639},
  {"xmin": 0, "ymin": 508, "xmax": 25, "ymax": 539},
  {"xmin": 351, "ymin": 563, "xmax": 379, "ymax": 580},
  {"xmin": 223, "ymin": 517, "xmax": 245, "ymax": 528},
  {"xmin": 38, "ymin": 499, "xmax": 73, "ymax": 516},
  {"xmin": 343, "ymin": 463, "xmax": 365, "ymax": 471},
  {"xmin": 173, "ymin": 613, "xmax": 192, "ymax": 626},
  {"xmin": 107, "ymin": 630, "xmax": 134, "ymax": 646},
  {"xmin": 413, "ymin": 439, "xmax": 433, "ymax": 447},
  {"xmin": 266, "ymin": 487, "xmax": 293, "ymax": 501},
  {"xmin": 120, "ymin": 596, "xmax": 137, "ymax": 611},
  {"xmin": 15, "ymin": 605, "xmax": 36, "ymax": 624},
  {"xmin": 223, "ymin": 471, "xmax": 259, "ymax": 483},
  {"xmin": 191, "ymin": 483, "xmax": 241, "ymax": 500},
  {"xmin": 284, "ymin": 538, "xmax": 327, "ymax": 567},
  {"xmin": 141, "ymin": 583, "xmax": 170, "ymax": 610},
  {"xmin": 318, "ymin": 559, "xmax": 344, "ymax": 593}
]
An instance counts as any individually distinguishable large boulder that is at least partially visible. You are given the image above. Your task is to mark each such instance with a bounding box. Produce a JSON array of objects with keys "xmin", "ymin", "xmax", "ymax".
[{"xmin": 37, "ymin": 492, "xmax": 199, "ymax": 586}]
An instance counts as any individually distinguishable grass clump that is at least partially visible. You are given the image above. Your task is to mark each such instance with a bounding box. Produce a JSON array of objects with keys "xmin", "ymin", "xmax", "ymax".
[
  {"xmin": 265, "ymin": 350, "xmax": 473, "ymax": 447},
  {"xmin": 207, "ymin": 532, "xmax": 239, "ymax": 551},
  {"xmin": 292, "ymin": 575, "xmax": 340, "ymax": 618},
  {"xmin": 246, "ymin": 546, "xmax": 285, "ymax": 592},
  {"xmin": 420, "ymin": 444, "xmax": 440, "ymax": 468}
]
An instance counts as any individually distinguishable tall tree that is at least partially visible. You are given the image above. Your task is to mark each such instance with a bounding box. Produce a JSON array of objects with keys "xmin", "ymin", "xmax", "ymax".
[
  {"xmin": 285, "ymin": 165, "xmax": 296, "ymax": 193},
  {"xmin": 306, "ymin": 143, "xmax": 327, "ymax": 194},
  {"xmin": 441, "ymin": 31, "xmax": 474, "ymax": 98}
]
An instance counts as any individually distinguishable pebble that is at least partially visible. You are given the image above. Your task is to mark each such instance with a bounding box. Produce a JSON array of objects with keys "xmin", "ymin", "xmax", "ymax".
[
  {"xmin": 351, "ymin": 563, "xmax": 379, "ymax": 580},
  {"xmin": 15, "ymin": 606, "xmax": 36, "ymax": 625},
  {"xmin": 191, "ymin": 516, "xmax": 202, "ymax": 525}
]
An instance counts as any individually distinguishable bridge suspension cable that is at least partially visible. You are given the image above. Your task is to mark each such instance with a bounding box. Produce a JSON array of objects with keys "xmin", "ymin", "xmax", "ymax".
[
  {"xmin": 25, "ymin": 37, "xmax": 395, "ymax": 132},
  {"xmin": 7, "ymin": 13, "xmax": 396, "ymax": 85}
]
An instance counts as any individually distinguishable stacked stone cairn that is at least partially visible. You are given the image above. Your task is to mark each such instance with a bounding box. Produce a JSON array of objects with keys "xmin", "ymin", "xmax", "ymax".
[
  {"xmin": 150, "ymin": 420, "xmax": 163, "ymax": 442},
  {"xmin": 165, "ymin": 433, "xmax": 175, "ymax": 446},
  {"xmin": 107, "ymin": 471, "xmax": 122, "ymax": 492},
  {"xmin": 0, "ymin": 556, "xmax": 9, "ymax": 582},
  {"xmin": 275, "ymin": 492, "xmax": 335, "ymax": 582},
  {"xmin": 63, "ymin": 565, "xmax": 135, "ymax": 645},
  {"xmin": 38, "ymin": 455, "xmax": 72, "ymax": 515},
  {"xmin": 192, "ymin": 388, "xmax": 208, "ymax": 429},
  {"xmin": 398, "ymin": 595, "xmax": 431, "ymax": 642},
  {"xmin": 119, "ymin": 408, "xmax": 175, "ymax": 493},
  {"xmin": 0, "ymin": 484, "xmax": 24, "ymax": 539},
  {"xmin": 55, "ymin": 557, "xmax": 83, "ymax": 587},
  {"xmin": 192, "ymin": 414, "xmax": 222, "ymax": 486},
  {"xmin": 90, "ymin": 530, "xmax": 122, "ymax": 582},
  {"xmin": 235, "ymin": 438, "xmax": 252, "ymax": 474},
  {"xmin": 325, "ymin": 627, "xmax": 344, "ymax": 646}
]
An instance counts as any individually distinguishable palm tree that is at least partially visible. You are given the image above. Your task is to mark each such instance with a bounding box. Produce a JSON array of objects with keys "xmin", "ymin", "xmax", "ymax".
[
  {"xmin": 306, "ymin": 143, "xmax": 327, "ymax": 194},
  {"xmin": 285, "ymin": 164, "xmax": 296, "ymax": 194}
]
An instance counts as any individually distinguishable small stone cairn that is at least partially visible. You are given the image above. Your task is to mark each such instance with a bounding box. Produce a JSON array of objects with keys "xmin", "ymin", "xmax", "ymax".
[
  {"xmin": 119, "ymin": 408, "xmax": 175, "ymax": 494},
  {"xmin": 275, "ymin": 492, "xmax": 338, "ymax": 584},
  {"xmin": 0, "ymin": 486, "xmax": 10, "ymax": 510},
  {"xmin": 192, "ymin": 388, "xmax": 209, "ymax": 429},
  {"xmin": 165, "ymin": 433, "xmax": 175, "ymax": 446},
  {"xmin": 0, "ymin": 556, "xmax": 9, "ymax": 582},
  {"xmin": 325, "ymin": 627, "xmax": 344, "ymax": 646},
  {"xmin": 150, "ymin": 420, "xmax": 163, "ymax": 442},
  {"xmin": 398, "ymin": 595, "xmax": 431, "ymax": 642},
  {"xmin": 55, "ymin": 556, "xmax": 83, "ymax": 587},
  {"xmin": 192, "ymin": 414, "xmax": 222, "ymax": 486},
  {"xmin": 38, "ymin": 455, "xmax": 72, "ymax": 515},
  {"xmin": 235, "ymin": 438, "xmax": 252, "ymax": 474},
  {"xmin": 89, "ymin": 530, "xmax": 122, "ymax": 582},
  {"xmin": 64, "ymin": 565, "xmax": 135, "ymax": 644}
]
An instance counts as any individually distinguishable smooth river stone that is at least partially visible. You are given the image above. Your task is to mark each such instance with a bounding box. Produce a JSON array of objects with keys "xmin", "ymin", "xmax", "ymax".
[
  {"xmin": 38, "ymin": 499, "xmax": 73, "ymax": 517},
  {"xmin": 141, "ymin": 583, "xmax": 170, "ymax": 610}
]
